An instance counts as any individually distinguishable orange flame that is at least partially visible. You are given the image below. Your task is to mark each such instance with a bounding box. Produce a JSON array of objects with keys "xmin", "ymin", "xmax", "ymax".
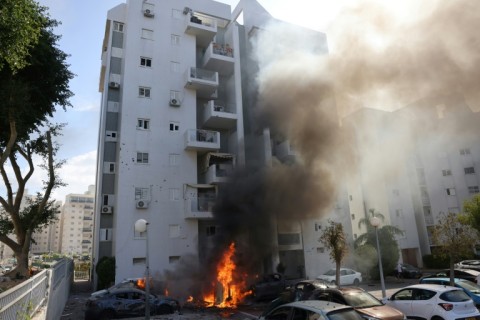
[
  {"xmin": 202, "ymin": 242, "xmax": 252, "ymax": 308},
  {"xmin": 165, "ymin": 288, "xmax": 169, "ymax": 296},
  {"xmin": 136, "ymin": 278, "xmax": 146, "ymax": 290},
  {"xmin": 187, "ymin": 296, "xmax": 194, "ymax": 302}
]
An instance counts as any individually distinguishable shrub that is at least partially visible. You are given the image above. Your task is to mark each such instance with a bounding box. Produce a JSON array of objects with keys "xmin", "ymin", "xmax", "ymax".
[{"xmin": 96, "ymin": 256, "xmax": 115, "ymax": 290}]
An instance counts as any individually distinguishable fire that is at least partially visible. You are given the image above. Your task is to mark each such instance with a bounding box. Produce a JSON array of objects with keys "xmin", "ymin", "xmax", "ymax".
[
  {"xmin": 187, "ymin": 296, "xmax": 194, "ymax": 302},
  {"xmin": 165, "ymin": 288, "xmax": 169, "ymax": 296},
  {"xmin": 202, "ymin": 242, "xmax": 252, "ymax": 308},
  {"xmin": 136, "ymin": 278, "xmax": 146, "ymax": 290}
]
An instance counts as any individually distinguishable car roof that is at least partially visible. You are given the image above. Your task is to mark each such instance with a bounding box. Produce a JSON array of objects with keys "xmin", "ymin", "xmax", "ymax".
[
  {"xmin": 400, "ymin": 284, "xmax": 461, "ymax": 292},
  {"xmin": 297, "ymin": 279, "xmax": 333, "ymax": 287},
  {"xmin": 280, "ymin": 300, "xmax": 354, "ymax": 313},
  {"xmin": 108, "ymin": 288, "xmax": 147, "ymax": 294}
]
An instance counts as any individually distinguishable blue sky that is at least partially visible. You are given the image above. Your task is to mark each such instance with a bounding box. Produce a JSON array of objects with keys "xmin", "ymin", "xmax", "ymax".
[{"xmin": 33, "ymin": 0, "xmax": 344, "ymax": 201}]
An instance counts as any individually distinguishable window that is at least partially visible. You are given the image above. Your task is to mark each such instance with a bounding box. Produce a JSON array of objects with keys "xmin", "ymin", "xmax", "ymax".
[
  {"xmin": 113, "ymin": 21, "xmax": 124, "ymax": 32},
  {"xmin": 140, "ymin": 57, "xmax": 152, "ymax": 67},
  {"xmin": 465, "ymin": 167, "xmax": 475, "ymax": 174},
  {"xmin": 206, "ymin": 226, "xmax": 216, "ymax": 236},
  {"xmin": 139, "ymin": 87, "xmax": 151, "ymax": 98},
  {"xmin": 135, "ymin": 187, "xmax": 149, "ymax": 200},
  {"xmin": 170, "ymin": 61, "xmax": 180, "ymax": 73},
  {"xmin": 137, "ymin": 119, "xmax": 150, "ymax": 130},
  {"xmin": 103, "ymin": 195, "xmax": 109, "ymax": 206},
  {"xmin": 133, "ymin": 257, "xmax": 146, "ymax": 265},
  {"xmin": 99, "ymin": 228, "xmax": 113, "ymax": 241},
  {"xmin": 469, "ymin": 186, "xmax": 479, "ymax": 194},
  {"xmin": 446, "ymin": 188, "xmax": 456, "ymax": 196},
  {"xmin": 169, "ymin": 122, "xmax": 179, "ymax": 131},
  {"xmin": 278, "ymin": 233, "xmax": 300, "ymax": 245},
  {"xmin": 442, "ymin": 169, "xmax": 452, "ymax": 176},
  {"xmin": 351, "ymin": 214, "xmax": 355, "ymax": 220},
  {"xmin": 171, "ymin": 34, "xmax": 180, "ymax": 45},
  {"xmin": 169, "ymin": 225, "xmax": 180, "ymax": 238},
  {"xmin": 460, "ymin": 148, "xmax": 471, "ymax": 155},
  {"xmin": 169, "ymin": 154, "xmax": 179, "ymax": 166},
  {"xmin": 141, "ymin": 28, "xmax": 153, "ymax": 40},
  {"xmin": 169, "ymin": 188, "xmax": 180, "ymax": 201},
  {"xmin": 169, "ymin": 256, "xmax": 180, "ymax": 264},
  {"xmin": 136, "ymin": 152, "xmax": 149, "ymax": 164}
]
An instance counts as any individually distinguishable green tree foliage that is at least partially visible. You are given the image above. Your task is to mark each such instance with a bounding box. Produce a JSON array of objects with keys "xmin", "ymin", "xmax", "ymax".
[
  {"xmin": 0, "ymin": 0, "xmax": 45, "ymax": 72},
  {"xmin": 319, "ymin": 220, "xmax": 348, "ymax": 285},
  {"xmin": 462, "ymin": 194, "xmax": 480, "ymax": 232},
  {"xmin": 96, "ymin": 256, "xmax": 116, "ymax": 290},
  {"xmin": 431, "ymin": 212, "xmax": 479, "ymax": 285},
  {"xmin": 353, "ymin": 245, "xmax": 377, "ymax": 280},
  {"xmin": 0, "ymin": 5, "xmax": 73, "ymax": 278},
  {"xmin": 355, "ymin": 209, "xmax": 404, "ymax": 280}
]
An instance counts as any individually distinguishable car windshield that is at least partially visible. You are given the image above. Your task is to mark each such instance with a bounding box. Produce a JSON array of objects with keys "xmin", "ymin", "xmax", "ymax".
[
  {"xmin": 344, "ymin": 292, "xmax": 383, "ymax": 308},
  {"xmin": 440, "ymin": 290, "xmax": 471, "ymax": 302},
  {"xmin": 324, "ymin": 270, "xmax": 336, "ymax": 276},
  {"xmin": 458, "ymin": 280, "xmax": 480, "ymax": 294},
  {"xmin": 328, "ymin": 308, "xmax": 364, "ymax": 320}
]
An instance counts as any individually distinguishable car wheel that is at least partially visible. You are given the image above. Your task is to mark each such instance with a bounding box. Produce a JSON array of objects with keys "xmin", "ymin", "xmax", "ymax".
[
  {"xmin": 157, "ymin": 304, "xmax": 174, "ymax": 315},
  {"xmin": 99, "ymin": 310, "xmax": 115, "ymax": 320},
  {"xmin": 353, "ymin": 279, "xmax": 360, "ymax": 286}
]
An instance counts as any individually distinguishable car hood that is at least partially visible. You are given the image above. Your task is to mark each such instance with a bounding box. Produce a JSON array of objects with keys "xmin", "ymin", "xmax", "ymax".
[
  {"xmin": 91, "ymin": 289, "xmax": 108, "ymax": 297},
  {"xmin": 358, "ymin": 305, "xmax": 405, "ymax": 320}
]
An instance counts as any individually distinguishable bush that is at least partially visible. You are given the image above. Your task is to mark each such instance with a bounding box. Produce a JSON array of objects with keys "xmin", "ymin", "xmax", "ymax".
[
  {"xmin": 96, "ymin": 256, "xmax": 115, "ymax": 290},
  {"xmin": 422, "ymin": 254, "xmax": 449, "ymax": 268}
]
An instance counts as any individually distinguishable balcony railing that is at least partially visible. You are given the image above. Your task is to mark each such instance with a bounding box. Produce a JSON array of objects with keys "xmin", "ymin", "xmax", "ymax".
[
  {"xmin": 202, "ymin": 100, "xmax": 237, "ymax": 129},
  {"xmin": 184, "ymin": 197, "xmax": 215, "ymax": 219},
  {"xmin": 185, "ymin": 67, "xmax": 219, "ymax": 98},
  {"xmin": 184, "ymin": 14, "xmax": 217, "ymax": 46},
  {"xmin": 184, "ymin": 129, "xmax": 220, "ymax": 151}
]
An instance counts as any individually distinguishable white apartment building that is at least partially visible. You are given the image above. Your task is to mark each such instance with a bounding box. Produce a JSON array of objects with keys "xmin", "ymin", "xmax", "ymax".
[{"xmin": 59, "ymin": 186, "xmax": 95, "ymax": 256}]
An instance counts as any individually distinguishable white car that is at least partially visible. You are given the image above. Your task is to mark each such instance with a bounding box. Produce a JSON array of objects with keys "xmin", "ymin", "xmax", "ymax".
[
  {"xmin": 316, "ymin": 268, "xmax": 362, "ymax": 285},
  {"xmin": 382, "ymin": 284, "xmax": 480, "ymax": 320},
  {"xmin": 259, "ymin": 300, "xmax": 365, "ymax": 320}
]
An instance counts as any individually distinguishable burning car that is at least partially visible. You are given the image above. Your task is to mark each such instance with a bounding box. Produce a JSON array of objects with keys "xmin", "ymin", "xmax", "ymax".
[{"xmin": 90, "ymin": 278, "xmax": 149, "ymax": 297}]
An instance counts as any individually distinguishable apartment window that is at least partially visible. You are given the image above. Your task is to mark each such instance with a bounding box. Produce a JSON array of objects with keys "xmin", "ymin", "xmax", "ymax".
[
  {"xmin": 169, "ymin": 256, "xmax": 180, "ymax": 264},
  {"xmin": 171, "ymin": 34, "xmax": 180, "ymax": 45},
  {"xmin": 169, "ymin": 122, "xmax": 179, "ymax": 131},
  {"xmin": 113, "ymin": 21, "xmax": 124, "ymax": 32},
  {"xmin": 278, "ymin": 233, "xmax": 300, "ymax": 246},
  {"xmin": 169, "ymin": 188, "xmax": 180, "ymax": 201},
  {"xmin": 135, "ymin": 187, "xmax": 149, "ymax": 200},
  {"xmin": 103, "ymin": 195, "xmax": 109, "ymax": 206},
  {"xmin": 169, "ymin": 154, "xmax": 179, "ymax": 166},
  {"xmin": 316, "ymin": 247, "xmax": 325, "ymax": 253},
  {"xmin": 169, "ymin": 225, "xmax": 180, "ymax": 238},
  {"xmin": 442, "ymin": 169, "xmax": 452, "ymax": 176},
  {"xmin": 465, "ymin": 167, "xmax": 475, "ymax": 174},
  {"xmin": 469, "ymin": 186, "xmax": 480, "ymax": 194},
  {"xmin": 99, "ymin": 228, "xmax": 113, "ymax": 241},
  {"xmin": 206, "ymin": 225, "xmax": 216, "ymax": 236},
  {"xmin": 139, "ymin": 87, "xmax": 151, "ymax": 98},
  {"xmin": 446, "ymin": 188, "xmax": 456, "ymax": 196},
  {"xmin": 136, "ymin": 152, "xmax": 149, "ymax": 164},
  {"xmin": 141, "ymin": 28, "xmax": 153, "ymax": 40},
  {"xmin": 140, "ymin": 57, "xmax": 152, "ymax": 67},
  {"xmin": 170, "ymin": 61, "xmax": 180, "ymax": 73},
  {"xmin": 351, "ymin": 214, "xmax": 355, "ymax": 220},
  {"xmin": 460, "ymin": 148, "xmax": 471, "ymax": 155},
  {"xmin": 137, "ymin": 119, "xmax": 150, "ymax": 130},
  {"xmin": 133, "ymin": 257, "xmax": 146, "ymax": 265}
]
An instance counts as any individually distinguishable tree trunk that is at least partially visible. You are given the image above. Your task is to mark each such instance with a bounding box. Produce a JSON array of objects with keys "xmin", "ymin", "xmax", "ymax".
[
  {"xmin": 5, "ymin": 249, "xmax": 29, "ymax": 279},
  {"xmin": 336, "ymin": 263, "xmax": 341, "ymax": 286},
  {"xmin": 449, "ymin": 256, "xmax": 455, "ymax": 286}
]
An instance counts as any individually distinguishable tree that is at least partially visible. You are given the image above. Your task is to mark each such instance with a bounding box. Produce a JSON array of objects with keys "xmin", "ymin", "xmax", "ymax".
[
  {"xmin": 319, "ymin": 220, "xmax": 348, "ymax": 285},
  {"xmin": 431, "ymin": 212, "xmax": 479, "ymax": 286},
  {"xmin": 462, "ymin": 194, "xmax": 480, "ymax": 232},
  {"xmin": 0, "ymin": 0, "xmax": 45, "ymax": 72},
  {"xmin": 354, "ymin": 209, "xmax": 404, "ymax": 280},
  {"xmin": 0, "ymin": 7, "xmax": 73, "ymax": 278}
]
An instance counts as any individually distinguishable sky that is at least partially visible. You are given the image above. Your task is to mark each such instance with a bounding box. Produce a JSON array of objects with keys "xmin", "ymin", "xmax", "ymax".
[{"xmin": 31, "ymin": 0, "xmax": 347, "ymax": 202}]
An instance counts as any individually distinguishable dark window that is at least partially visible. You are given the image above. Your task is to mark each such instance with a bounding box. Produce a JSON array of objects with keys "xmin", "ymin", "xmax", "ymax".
[
  {"xmin": 265, "ymin": 306, "xmax": 291, "ymax": 320},
  {"xmin": 440, "ymin": 290, "xmax": 470, "ymax": 302},
  {"xmin": 465, "ymin": 167, "xmax": 475, "ymax": 174}
]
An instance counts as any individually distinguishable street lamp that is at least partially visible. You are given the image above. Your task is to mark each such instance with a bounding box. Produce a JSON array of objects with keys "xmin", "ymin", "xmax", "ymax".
[
  {"xmin": 370, "ymin": 216, "xmax": 386, "ymax": 298},
  {"xmin": 135, "ymin": 219, "xmax": 150, "ymax": 319}
]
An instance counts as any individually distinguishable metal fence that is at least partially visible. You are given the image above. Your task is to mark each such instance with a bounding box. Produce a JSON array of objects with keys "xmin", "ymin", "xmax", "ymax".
[{"xmin": 0, "ymin": 258, "xmax": 73, "ymax": 320}]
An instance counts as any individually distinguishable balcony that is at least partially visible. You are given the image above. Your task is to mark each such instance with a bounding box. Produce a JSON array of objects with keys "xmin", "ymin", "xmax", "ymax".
[
  {"xmin": 184, "ymin": 13, "xmax": 217, "ymax": 47},
  {"xmin": 185, "ymin": 197, "xmax": 215, "ymax": 219},
  {"xmin": 202, "ymin": 100, "xmax": 237, "ymax": 129},
  {"xmin": 185, "ymin": 67, "xmax": 218, "ymax": 98},
  {"xmin": 201, "ymin": 42, "xmax": 234, "ymax": 76},
  {"xmin": 184, "ymin": 129, "xmax": 220, "ymax": 152},
  {"xmin": 274, "ymin": 140, "xmax": 296, "ymax": 163},
  {"xmin": 201, "ymin": 152, "xmax": 235, "ymax": 184}
]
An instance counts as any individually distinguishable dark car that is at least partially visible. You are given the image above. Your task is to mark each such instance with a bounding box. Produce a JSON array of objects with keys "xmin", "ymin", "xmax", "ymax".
[
  {"xmin": 250, "ymin": 273, "xmax": 288, "ymax": 301},
  {"xmin": 84, "ymin": 288, "xmax": 180, "ymax": 319},
  {"xmin": 259, "ymin": 300, "xmax": 365, "ymax": 320},
  {"xmin": 420, "ymin": 269, "xmax": 480, "ymax": 284},
  {"xmin": 395, "ymin": 263, "xmax": 422, "ymax": 279}
]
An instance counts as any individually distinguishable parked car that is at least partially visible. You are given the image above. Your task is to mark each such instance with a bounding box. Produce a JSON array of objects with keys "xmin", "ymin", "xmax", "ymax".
[
  {"xmin": 456, "ymin": 260, "xmax": 480, "ymax": 271},
  {"xmin": 250, "ymin": 273, "xmax": 303, "ymax": 301},
  {"xmin": 420, "ymin": 269, "xmax": 480, "ymax": 284},
  {"xmin": 305, "ymin": 286, "xmax": 406, "ymax": 320},
  {"xmin": 91, "ymin": 278, "xmax": 147, "ymax": 297},
  {"xmin": 259, "ymin": 300, "xmax": 365, "ymax": 320},
  {"xmin": 394, "ymin": 263, "xmax": 422, "ymax": 279},
  {"xmin": 419, "ymin": 277, "xmax": 480, "ymax": 308},
  {"xmin": 84, "ymin": 288, "xmax": 179, "ymax": 319},
  {"xmin": 317, "ymin": 268, "xmax": 362, "ymax": 285},
  {"xmin": 382, "ymin": 284, "xmax": 480, "ymax": 320}
]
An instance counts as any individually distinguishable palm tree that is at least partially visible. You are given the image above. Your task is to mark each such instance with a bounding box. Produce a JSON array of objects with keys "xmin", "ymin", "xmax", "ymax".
[{"xmin": 355, "ymin": 209, "xmax": 404, "ymax": 279}]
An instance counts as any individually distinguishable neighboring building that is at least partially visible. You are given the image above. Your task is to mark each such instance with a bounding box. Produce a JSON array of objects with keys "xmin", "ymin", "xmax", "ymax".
[{"xmin": 59, "ymin": 186, "xmax": 95, "ymax": 256}]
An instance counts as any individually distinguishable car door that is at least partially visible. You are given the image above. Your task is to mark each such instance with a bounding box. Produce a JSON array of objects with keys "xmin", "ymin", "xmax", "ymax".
[
  {"xmin": 125, "ymin": 291, "xmax": 146, "ymax": 316},
  {"xmin": 112, "ymin": 292, "xmax": 129, "ymax": 317},
  {"xmin": 264, "ymin": 306, "xmax": 292, "ymax": 320},
  {"xmin": 387, "ymin": 288, "xmax": 414, "ymax": 316},
  {"xmin": 340, "ymin": 269, "xmax": 349, "ymax": 285},
  {"xmin": 410, "ymin": 288, "xmax": 436, "ymax": 319}
]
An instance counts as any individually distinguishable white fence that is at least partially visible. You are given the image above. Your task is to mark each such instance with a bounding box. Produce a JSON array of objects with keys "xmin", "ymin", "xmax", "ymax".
[{"xmin": 0, "ymin": 258, "xmax": 73, "ymax": 320}]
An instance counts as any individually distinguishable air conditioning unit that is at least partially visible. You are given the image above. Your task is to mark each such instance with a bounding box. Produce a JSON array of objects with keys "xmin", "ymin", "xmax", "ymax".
[
  {"xmin": 109, "ymin": 81, "xmax": 120, "ymax": 89},
  {"xmin": 101, "ymin": 206, "xmax": 113, "ymax": 214},
  {"xmin": 169, "ymin": 98, "xmax": 180, "ymax": 107},
  {"xmin": 136, "ymin": 200, "xmax": 149, "ymax": 209},
  {"xmin": 143, "ymin": 9, "xmax": 154, "ymax": 17}
]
